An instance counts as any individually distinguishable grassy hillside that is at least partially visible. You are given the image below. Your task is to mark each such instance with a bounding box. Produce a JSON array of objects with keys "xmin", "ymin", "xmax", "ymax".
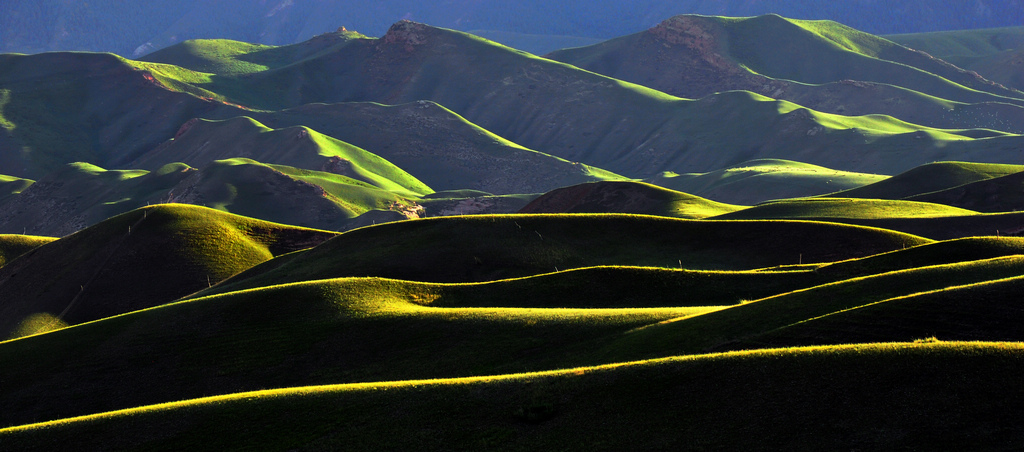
[
  {"xmin": 825, "ymin": 161, "xmax": 1024, "ymax": 200},
  {"xmin": 547, "ymin": 15, "xmax": 1024, "ymax": 133},
  {"xmin": 198, "ymin": 214, "xmax": 928, "ymax": 296},
  {"xmin": 645, "ymin": 159, "xmax": 885, "ymax": 204},
  {"xmin": 0, "ymin": 204, "xmax": 337, "ymax": 339},
  {"xmin": 3, "ymin": 342, "xmax": 1022, "ymax": 451},
  {"xmin": 129, "ymin": 21, "xmax": 1024, "ymax": 178},
  {"xmin": 0, "ymin": 234, "xmax": 55, "ymax": 267},
  {"xmin": 518, "ymin": 181, "xmax": 744, "ymax": 218},
  {"xmin": 908, "ymin": 170, "xmax": 1024, "ymax": 212},
  {"xmin": 714, "ymin": 198, "xmax": 978, "ymax": 221},
  {"xmin": 887, "ymin": 26, "xmax": 1024, "ymax": 91},
  {"xmin": 132, "ymin": 116, "xmax": 432, "ymax": 197}
]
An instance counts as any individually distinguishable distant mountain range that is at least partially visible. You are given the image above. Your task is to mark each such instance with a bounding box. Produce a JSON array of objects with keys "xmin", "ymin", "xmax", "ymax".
[
  {"xmin": 3, "ymin": 15, "xmax": 1024, "ymax": 234},
  {"xmin": 3, "ymin": 0, "xmax": 1023, "ymax": 56}
]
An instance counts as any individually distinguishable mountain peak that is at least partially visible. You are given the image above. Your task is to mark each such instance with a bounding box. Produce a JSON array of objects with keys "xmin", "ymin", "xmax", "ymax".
[
  {"xmin": 382, "ymin": 20, "xmax": 432, "ymax": 50},
  {"xmin": 649, "ymin": 15, "xmax": 717, "ymax": 47}
]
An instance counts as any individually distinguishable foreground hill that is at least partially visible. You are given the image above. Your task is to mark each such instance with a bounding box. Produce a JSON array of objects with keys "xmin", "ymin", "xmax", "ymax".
[
  {"xmin": 0, "ymin": 204, "xmax": 337, "ymax": 339},
  {"xmin": 547, "ymin": 15, "xmax": 1024, "ymax": 132},
  {"xmin": 3, "ymin": 342, "xmax": 1023, "ymax": 451}
]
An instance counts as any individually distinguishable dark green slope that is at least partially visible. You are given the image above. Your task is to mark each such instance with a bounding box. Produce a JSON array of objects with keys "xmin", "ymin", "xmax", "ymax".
[
  {"xmin": 131, "ymin": 116, "xmax": 432, "ymax": 196},
  {"xmin": 644, "ymin": 159, "xmax": 885, "ymax": 204},
  {"xmin": 0, "ymin": 159, "xmax": 420, "ymax": 235},
  {"xmin": 547, "ymin": 15, "xmax": 1024, "ymax": 132},
  {"xmin": 0, "ymin": 52, "xmax": 240, "ymax": 178},
  {"xmin": 176, "ymin": 105, "xmax": 627, "ymax": 195},
  {"xmin": 517, "ymin": 181, "xmax": 744, "ymax": 218},
  {"xmin": 908, "ymin": 170, "xmax": 1024, "ymax": 212},
  {"xmin": 599, "ymin": 256, "xmax": 1024, "ymax": 361},
  {"xmin": 887, "ymin": 26, "xmax": 1024, "ymax": 92},
  {"xmin": 0, "ymin": 50, "xmax": 625, "ymax": 194},
  {"xmin": 3, "ymin": 343, "xmax": 1022, "ymax": 451},
  {"xmin": 0, "ymin": 235, "xmax": 54, "ymax": 268},
  {"xmin": 0, "ymin": 275, "xmax": 713, "ymax": 428},
  {"xmin": 197, "ymin": 214, "xmax": 928, "ymax": 297},
  {"xmin": 825, "ymin": 161, "xmax": 1024, "ymax": 199},
  {"xmin": 0, "ymin": 204, "xmax": 337, "ymax": 339},
  {"xmin": 139, "ymin": 21, "xmax": 1024, "ymax": 179},
  {"xmin": 714, "ymin": 198, "xmax": 978, "ymax": 221}
]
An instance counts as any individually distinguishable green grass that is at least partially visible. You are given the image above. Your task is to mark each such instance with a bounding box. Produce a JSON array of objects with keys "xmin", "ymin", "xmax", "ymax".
[
  {"xmin": 0, "ymin": 234, "xmax": 55, "ymax": 267},
  {"xmin": 714, "ymin": 197, "xmax": 978, "ymax": 220},
  {"xmin": 0, "ymin": 204, "xmax": 337, "ymax": 339},
  {"xmin": 0, "ymin": 275, "xmax": 713, "ymax": 428},
  {"xmin": 2, "ymin": 342, "xmax": 1022, "ymax": 451},
  {"xmin": 825, "ymin": 161, "xmax": 1024, "ymax": 200},
  {"xmin": 598, "ymin": 255, "xmax": 1024, "ymax": 360},
  {"xmin": 520, "ymin": 181, "xmax": 745, "ymax": 218},
  {"xmin": 196, "ymin": 214, "xmax": 928, "ymax": 296},
  {"xmin": 645, "ymin": 159, "xmax": 886, "ymax": 204}
]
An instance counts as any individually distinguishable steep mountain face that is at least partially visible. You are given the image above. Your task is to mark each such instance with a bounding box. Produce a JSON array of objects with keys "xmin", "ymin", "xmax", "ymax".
[{"xmin": 546, "ymin": 15, "xmax": 1024, "ymax": 132}]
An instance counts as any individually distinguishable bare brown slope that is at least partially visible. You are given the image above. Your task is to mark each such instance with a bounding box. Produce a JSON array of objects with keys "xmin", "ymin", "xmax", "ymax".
[{"xmin": 0, "ymin": 204, "xmax": 337, "ymax": 339}]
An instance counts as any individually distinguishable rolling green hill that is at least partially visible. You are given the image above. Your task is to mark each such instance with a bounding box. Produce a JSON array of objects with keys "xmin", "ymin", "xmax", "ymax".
[
  {"xmin": 3, "ymin": 342, "xmax": 1022, "ymax": 451},
  {"xmin": 196, "ymin": 214, "xmax": 928, "ymax": 298},
  {"xmin": 887, "ymin": 26, "xmax": 1024, "ymax": 92},
  {"xmin": 824, "ymin": 161, "xmax": 1024, "ymax": 200},
  {"xmin": 908, "ymin": 170, "xmax": 1024, "ymax": 212},
  {"xmin": 0, "ymin": 234, "xmax": 54, "ymax": 268},
  {"xmin": 714, "ymin": 198, "xmax": 978, "ymax": 221},
  {"xmin": 0, "ymin": 204, "xmax": 337, "ymax": 339},
  {"xmin": 517, "ymin": 181, "xmax": 744, "ymax": 218},
  {"xmin": 644, "ymin": 159, "xmax": 886, "ymax": 204}
]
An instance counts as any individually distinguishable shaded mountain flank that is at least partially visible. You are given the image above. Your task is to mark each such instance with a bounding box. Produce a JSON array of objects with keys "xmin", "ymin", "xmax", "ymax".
[
  {"xmin": 887, "ymin": 26, "xmax": 1024, "ymax": 92},
  {"xmin": 545, "ymin": 14, "xmax": 1024, "ymax": 132}
]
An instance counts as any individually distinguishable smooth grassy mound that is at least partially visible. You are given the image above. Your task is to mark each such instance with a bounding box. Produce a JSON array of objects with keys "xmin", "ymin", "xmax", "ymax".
[
  {"xmin": 0, "ymin": 234, "xmax": 55, "ymax": 267},
  {"xmin": 3, "ymin": 342, "xmax": 1022, "ymax": 451},
  {"xmin": 198, "ymin": 214, "xmax": 930, "ymax": 295},
  {"xmin": 645, "ymin": 159, "xmax": 886, "ymax": 205},
  {"xmin": 518, "ymin": 181, "xmax": 745, "ymax": 218},
  {"xmin": 747, "ymin": 275, "xmax": 1024, "ymax": 349},
  {"xmin": 0, "ymin": 204, "xmax": 337, "ymax": 339},
  {"xmin": 825, "ymin": 161, "xmax": 1024, "ymax": 200},
  {"xmin": 814, "ymin": 236, "xmax": 1024, "ymax": 280},
  {"xmin": 0, "ymin": 276, "xmax": 712, "ymax": 427},
  {"xmin": 805, "ymin": 211, "xmax": 1024, "ymax": 241},
  {"xmin": 908, "ymin": 170, "xmax": 1024, "ymax": 212},
  {"xmin": 600, "ymin": 256, "xmax": 1024, "ymax": 360},
  {"xmin": 714, "ymin": 197, "xmax": 977, "ymax": 221}
]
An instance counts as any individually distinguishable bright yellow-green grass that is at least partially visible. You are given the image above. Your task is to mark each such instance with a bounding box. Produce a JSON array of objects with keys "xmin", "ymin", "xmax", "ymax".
[
  {"xmin": 3, "ymin": 342, "xmax": 1022, "ymax": 451},
  {"xmin": 0, "ymin": 234, "xmax": 56, "ymax": 267},
  {"xmin": 715, "ymin": 197, "xmax": 978, "ymax": 220}
]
